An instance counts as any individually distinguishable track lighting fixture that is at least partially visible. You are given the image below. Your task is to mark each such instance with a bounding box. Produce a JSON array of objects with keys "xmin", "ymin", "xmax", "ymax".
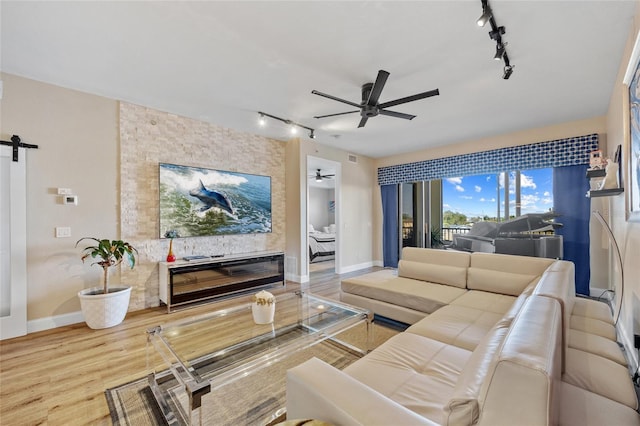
[
  {"xmin": 257, "ymin": 111, "xmax": 316, "ymax": 139},
  {"xmin": 503, "ymin": 65, "xmax": 514, "ymax": 80},
  {"xmin": 494, "ymin": 43, "xmax": 505, "ymax": 61},
  {"xmin": 477, "ymin": 3, "xmax": 492, "ymax": 27},
  {"xmin": 477, "ymin": 0, "xmax": 514, "ymax": 79},
  {"xmin": 501, "ymin": 52, "xmax": 513, "ymax": 80}
]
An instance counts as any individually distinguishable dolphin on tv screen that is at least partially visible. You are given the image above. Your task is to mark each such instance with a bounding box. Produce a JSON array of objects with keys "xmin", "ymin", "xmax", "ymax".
[{"xmin": 189, "ymin": 180, "xmax": 235, "ymax": 215}]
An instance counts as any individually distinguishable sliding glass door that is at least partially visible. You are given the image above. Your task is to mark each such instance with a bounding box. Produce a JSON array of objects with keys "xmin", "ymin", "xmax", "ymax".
[{"xmin": 398, "ymin": 180, "xmax": 442, "ymax": 254}]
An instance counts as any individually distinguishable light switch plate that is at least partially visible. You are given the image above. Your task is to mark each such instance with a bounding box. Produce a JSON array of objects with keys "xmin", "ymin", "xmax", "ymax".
[{"xmin": 55, "ymin": 227, "xmax": 71, "ymax": 238}]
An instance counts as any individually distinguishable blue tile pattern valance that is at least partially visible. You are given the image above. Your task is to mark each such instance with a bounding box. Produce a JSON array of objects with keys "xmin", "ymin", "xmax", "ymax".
[{"xmin": 378, "ymin": 133, "xmax": 599, "ymax": 185}]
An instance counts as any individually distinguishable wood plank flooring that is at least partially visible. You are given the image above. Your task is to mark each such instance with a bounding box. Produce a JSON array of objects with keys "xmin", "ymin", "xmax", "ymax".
[{"xmin": 0, "ymin": 267, "xmax": 378, "ymax": 425}]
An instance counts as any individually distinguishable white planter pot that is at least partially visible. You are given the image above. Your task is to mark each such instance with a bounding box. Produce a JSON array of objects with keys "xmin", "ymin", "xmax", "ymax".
[
  {"xmin": 78, "ymin": 286, "xmax": 132, "ymax": 329},
  {"xmin": 252, "ymin": 302, "xmax": 275, "ymax": 324}
]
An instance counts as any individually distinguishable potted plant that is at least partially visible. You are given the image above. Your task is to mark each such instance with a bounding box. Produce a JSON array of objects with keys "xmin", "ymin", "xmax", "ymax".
[{"xmin": 76, "ymin": 238, "xmax": 138, "ymax": 329}]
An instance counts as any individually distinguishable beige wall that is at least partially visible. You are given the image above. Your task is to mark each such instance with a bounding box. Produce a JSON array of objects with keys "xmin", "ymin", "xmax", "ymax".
[
  {"xmin": 285, "ymin": 138, "xmax": 375, "ymax": 279},
  {"xmin": 605, "ymin": 0, "xmax": 640, "ymax": 361},
  {"xmin": 0, "ymin": 73, "xmax": 119, "ymax": 322},
  {"xmin": 0, "ymin": 74, "xmax": 287, "ymax": 324}
]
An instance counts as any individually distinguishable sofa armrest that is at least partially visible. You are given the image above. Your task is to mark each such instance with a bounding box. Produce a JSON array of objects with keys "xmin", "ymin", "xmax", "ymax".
[{"xmin": 286, "ymin": 357, "xmax": 437, "ymax": 426}]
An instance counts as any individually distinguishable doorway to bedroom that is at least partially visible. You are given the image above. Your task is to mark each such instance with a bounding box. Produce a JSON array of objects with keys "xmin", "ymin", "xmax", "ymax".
[{"xmin": 307, "ymin": 156, "xmax": 339, "ymax": 275}]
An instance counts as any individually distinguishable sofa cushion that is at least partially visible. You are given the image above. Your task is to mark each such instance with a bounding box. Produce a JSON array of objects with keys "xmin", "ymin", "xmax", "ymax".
[
  {"xmin": 341, "ymin": 276, "xmax": 467, "ymax": 315},
  {"xmin": 470, "ymin": 252, "xmax": 555, "ymax": 276},
  {"xmin": 339, "ymin": 268, "xmax": 397, "ymax": 286},
  {"xmin": 449, "ymin": 290, "xmax": 517, "ymax": 314},
  {"xmin": 568, "ymin": 329, "xmax": 627, "ymax": 366},
  {"xmin": 569, "ymin": 315, "xmax": 617, "ymax": 340},
  {"xmin": 467, "ymin": 267, "xmax": 539, "ymax": 296},
  {"xmin": 406, "ymin": 305, "xmax": 503, "ymax": 351},
  {"xmin": 340, "ymin": 292, "xmax": 429, "ymax": 325},
  {"xmin": 572, "ymin": 297, "xmax": 614, "ymax": 325},
  {"xmin": 398, "ymin": 260, "xmax": 467, "ymax": 289},
  {"xmin": 344, "ymin": 332, "xmax": 472, "ymax": 424},
  {"xmin": 286, "ymin": 358, "xmax": 437, "ymax": 426},
  {"xmin": 563, "ymin": 348, "xmax": 638, "ymax": 409},
  {"xmin": 402, "ymin": 247, "xmax": 471, "ymax": 267},
  {"xmin": 559, "ymin": 382, "xmax": 640, "ymax": 426}
]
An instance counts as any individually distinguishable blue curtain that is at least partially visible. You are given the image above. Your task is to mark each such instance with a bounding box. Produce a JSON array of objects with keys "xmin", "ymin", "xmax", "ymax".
[
  {"xmin": 553, "ymin": 165, "xmax": 590, "ymax": 295},
  {"xmin": 381, "ymin": 184, "xmax": 399, "ymax": 268}
]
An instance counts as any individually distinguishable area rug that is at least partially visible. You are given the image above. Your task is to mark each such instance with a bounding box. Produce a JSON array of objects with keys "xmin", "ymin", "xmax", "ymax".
[{"xmin": 105, "ymin": 321, "xmax": 402, "ymax": 426}]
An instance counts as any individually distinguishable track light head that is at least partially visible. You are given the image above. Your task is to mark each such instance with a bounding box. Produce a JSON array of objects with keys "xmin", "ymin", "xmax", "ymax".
[
  {"xmin": 477, "ymin": 8, "xmax": 492, "ymax": 27},
  {"xmin": 494, "ymin": 43, "xmax": 505, "ymax": 61},
  {"xmin": 258, "ymin": 113, "xmax": 266, "ymax": 127},
  {"xmin": 309, "ymin": 130, "xmax": 316, "ymax": 139},
  {"xmin": 503, "ymin": 65, "xmax": 514, "ymax": 80},
  {"xmin": 289, "ymin": 124, "xmax": 298, "ymax": 135}
]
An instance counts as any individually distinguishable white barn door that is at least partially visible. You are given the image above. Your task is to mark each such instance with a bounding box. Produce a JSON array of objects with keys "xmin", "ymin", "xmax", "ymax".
[{"xmin": 0, "ymin": 145, "xmax": 27, "ymax": 339}]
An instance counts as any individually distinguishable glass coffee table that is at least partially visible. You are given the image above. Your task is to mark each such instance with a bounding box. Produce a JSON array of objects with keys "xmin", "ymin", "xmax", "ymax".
[{"xmin": 146, "ymin": 291, "xmax": 372, "ymax": 425}]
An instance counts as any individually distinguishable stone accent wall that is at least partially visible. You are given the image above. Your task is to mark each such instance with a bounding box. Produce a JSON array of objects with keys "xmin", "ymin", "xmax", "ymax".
[{"xmin": 119, "ymin": 102, "xmax": 286, "ymax": 310}]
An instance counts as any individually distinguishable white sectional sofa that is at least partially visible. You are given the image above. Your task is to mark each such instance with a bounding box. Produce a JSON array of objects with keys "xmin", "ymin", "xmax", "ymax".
[{"xmin": 286, "ymin": 248, "xmax": 639, "ymax": 426}]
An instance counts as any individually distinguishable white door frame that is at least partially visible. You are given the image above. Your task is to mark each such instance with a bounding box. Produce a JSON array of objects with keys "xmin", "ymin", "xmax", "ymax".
[
  {"xmin": 304, "ymin": 156, "xmax": 341, "ymax": 279},
  {"xmin": 0, "ymin": 145, "xmax": 28, "ymax": 339}
]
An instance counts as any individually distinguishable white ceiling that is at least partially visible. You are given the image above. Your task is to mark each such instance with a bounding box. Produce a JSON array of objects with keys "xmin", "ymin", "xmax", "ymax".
[{"xmin": 1, "ymin": 1, "xmax": 637, "ymax": 158}]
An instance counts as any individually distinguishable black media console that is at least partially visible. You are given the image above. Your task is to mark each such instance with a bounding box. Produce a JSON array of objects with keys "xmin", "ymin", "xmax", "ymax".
[{"xmin": 159, "ymin": 251, "xmax": 285, "ymax": 312}]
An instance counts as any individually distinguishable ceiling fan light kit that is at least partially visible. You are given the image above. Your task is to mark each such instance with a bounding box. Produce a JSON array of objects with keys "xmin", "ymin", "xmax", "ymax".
[
  {"xmin": 312, "ymin": 69, "xmax": 440, "ymax": 128},
  {"xmin": 478, "ymin": 0, "xmax": 514, "ymax": 80}
]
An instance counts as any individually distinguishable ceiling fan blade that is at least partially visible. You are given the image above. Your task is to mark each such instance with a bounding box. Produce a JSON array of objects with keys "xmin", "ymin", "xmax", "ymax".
[
  {"xmin": 358, "ymin": 116, "xmax": 369, "ymax": 128},
  {"xmin": 313, "ymin": 110, "xmax": 359, "ymax": 119},
  {"xmin": 311, "ymin": 90, "xmax": 362, "ymax": 109},
  {"xmin": 378, "ymin": 109, "xmax": 416, "ymax": 120},
  {"xmin": 378, "ymin": 88, "xmax": 440, "ymax": 109},
  {"xmin": 367, "ymin": 70, "xmax": 390, "ymax": 106}
]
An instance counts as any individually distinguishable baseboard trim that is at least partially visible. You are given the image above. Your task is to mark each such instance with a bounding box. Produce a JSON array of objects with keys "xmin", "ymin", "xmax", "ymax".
[
  {"xmin": 27, "ymin": 311, "xmax": 84, "ymax": 333},
  {"xmin": 285, "ymin": 273, "xmax": 309, "ymax": 284},
  {"xmin": 338, "ymin": 261, "xmax": 374, "ymax": 275}
]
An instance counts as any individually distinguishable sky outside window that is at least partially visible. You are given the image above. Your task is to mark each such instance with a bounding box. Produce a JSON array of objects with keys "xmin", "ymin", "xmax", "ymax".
[{"xmin": 443, "ymin": 168, "xmax": 554, "ymax": 221}]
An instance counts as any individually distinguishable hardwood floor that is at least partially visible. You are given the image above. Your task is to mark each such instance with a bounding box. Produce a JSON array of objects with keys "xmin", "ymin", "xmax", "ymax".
[{"xmin": 0, "ymin": 266, "xmax": 379, "ymax": 425}]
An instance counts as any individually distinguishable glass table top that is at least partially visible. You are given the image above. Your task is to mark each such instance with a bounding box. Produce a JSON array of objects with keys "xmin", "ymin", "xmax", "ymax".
[{"xmin": 146, "ymin": 291, "xmax": 371, "ymax": 425}]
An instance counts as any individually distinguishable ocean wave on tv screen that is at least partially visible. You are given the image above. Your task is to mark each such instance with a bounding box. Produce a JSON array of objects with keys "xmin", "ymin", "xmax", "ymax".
[{"xmin": 159, "ymin": 164, "xmax": 272, "ymax": 237}]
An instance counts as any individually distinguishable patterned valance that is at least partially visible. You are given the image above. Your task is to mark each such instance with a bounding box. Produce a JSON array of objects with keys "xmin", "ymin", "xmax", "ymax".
[{"xmin": 378, "ymin": 133, "xmax": 599, "ymax": 186}]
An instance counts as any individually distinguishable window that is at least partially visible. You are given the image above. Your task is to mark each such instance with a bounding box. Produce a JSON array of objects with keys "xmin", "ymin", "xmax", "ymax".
[{"xmin": 441, "ymin": 168, "xmax": 554, "ymax": 242}]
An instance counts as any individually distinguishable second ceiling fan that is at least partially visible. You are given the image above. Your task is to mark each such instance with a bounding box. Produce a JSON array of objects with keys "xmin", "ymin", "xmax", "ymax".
[{"xmin": 312, "ymin": 70, "xmax": 439, "ymax": 128}]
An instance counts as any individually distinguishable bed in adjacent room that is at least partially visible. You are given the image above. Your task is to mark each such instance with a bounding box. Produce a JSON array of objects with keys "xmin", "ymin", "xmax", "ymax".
[{"xmin": 309, "ymin": 228, "xmax": 336, "ymax": 262}]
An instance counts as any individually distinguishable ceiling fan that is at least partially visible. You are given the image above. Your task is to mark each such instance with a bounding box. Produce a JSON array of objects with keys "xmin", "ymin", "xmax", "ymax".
[
  {"xmin": 311, "ymin": 69, "xmax": 439, "ymax": 128},
  {"xmin": 311, "ymin": 169, "xmax": 335, "ymax": 182}
]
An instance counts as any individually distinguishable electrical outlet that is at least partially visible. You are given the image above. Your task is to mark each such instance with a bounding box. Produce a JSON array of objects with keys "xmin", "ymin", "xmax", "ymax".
[{"xmin": 634, "ymin": 334, "xmax": 640, "ymax": 349}]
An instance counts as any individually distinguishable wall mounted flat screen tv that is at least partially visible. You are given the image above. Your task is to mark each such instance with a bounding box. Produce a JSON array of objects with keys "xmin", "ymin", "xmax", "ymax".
[{"xmin": 159, "ymin": 163, "xmax": 272, "ymax": 237}]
